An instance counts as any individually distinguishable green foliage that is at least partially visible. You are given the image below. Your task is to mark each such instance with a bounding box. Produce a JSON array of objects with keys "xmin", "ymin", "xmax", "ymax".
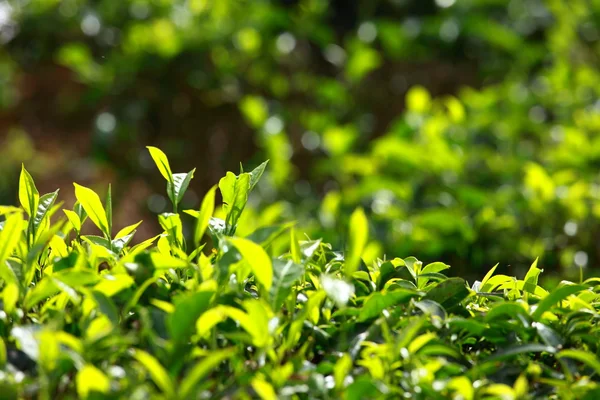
[
  {"xmin": 1, "ymin": 147, "xmax": 600, "ymax": 399},
  {"xmin": 2, "ymin": 0, "xmax": 600, "ymax": 280}
]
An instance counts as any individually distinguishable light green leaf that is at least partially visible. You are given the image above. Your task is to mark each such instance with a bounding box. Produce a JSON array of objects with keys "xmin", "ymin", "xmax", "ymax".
[
  {"xmin": 194, "ymin": 184, "xmax": 217, "ymax": 246},
  {"xmin": 76, "ymin": 365, "xmax": 111, "ymax": 398},
  {"xmin": 132, "ymin": 349, "xmax": 174, "ymax": 396},
  {"xmin": 158, "ymin": 213, "xmax": 184, "ymax": 251},
  {"xmin": 557, "ymin": 349, "xmax": 600, "ymax": 376},
  {"xmin": 523, "ymin": 257, "xmax": 542, "ymax": 295},
  {"xmin": 479, "ymin": 263, "xmax": 499, "ymax": 291},
  {"xmin": 19, "ymin": 164, "xmax": 39, "ymax": 217},
  {"xmin": 33, "ymin": 190, "xmax": 59, "ymax": 236},
  {"xmin": 334, "ymin": 353, "xmax": 352, "ymax": 388},
  {"xmin": 419, "ymin": 262, "xmax": 450, "ymax": 287},
  {"xmin": 115, "ymin": 220, "xmax": 142, "ymax": 240},
  {"xmin": 73, "ymin": 183, "xmax": 110, "ymax": 237},
  {"xmin": 531, "ymin": 283, "xmax": 588, "ymax": 320},
  {"xmin": 270, "ymin": 259, "xmax": 304, "ymax": 309},
  {"xmin": 345, "ymin": 208, "xmax": 368, "ymax": 276},
  {"xmin": 229, "ymin": 237, "xmax": 273, "ymax": 290},
  {"xmin": 105, "ymin": 184, "xmax": 112, "ymax": 236},
  {"xmin": 358, "ymin": 290, "xmax": 418, "ymax": 322},
  {"xmin": 480, "ymin": 274, "xmax": 512, "ymax": 293},
  {"xmin": 168, "ymin": 169, "xmax": 195, "ymax": 210},
  {"xmin": 93, "ymin": 274, "xmax": 135, "ymax": 297},
  {"xmin": 3, "ymin": 283, "xmax": 19, "ymax": 315},
  {"xmin": 0, "ymin": 338, "xmax": 5, "ymax": 368},
  {"xmin": 63, "ymin": 209, "xmax": 81, "ymax": 232},
  {"xmin": 178, "ymin": 349, "xmax": 235, "ymax": 399},
  {"xmin": 251, "ymin": 375, "xmax": 277, "ymax": 400},
  {"xmin": 290, "ymin": 227, "xmax": 301, "ymax": 264},
  {"xmin": 147, "ymin": 146, "xmax": 173, "ymax": 182},
  {"xmin": 0, "ymin": 213, "xmax": 24, "ymax": 285},
  {"xmin": 248, "ymin": 160, "xmax": 269, "ymax": 191},
  {"xmin": 219, "ymin": 172, "xmax": 250, "ymax": 234},
  {"xmin": 0, "ymin": 206, "xmax": 23, "ymax": 216}
]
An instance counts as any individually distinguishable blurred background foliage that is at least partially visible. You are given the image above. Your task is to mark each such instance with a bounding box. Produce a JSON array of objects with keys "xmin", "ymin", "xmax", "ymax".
[{"xmin": 1, "ymin": 0, "xmax": 600, "ymax": 280}]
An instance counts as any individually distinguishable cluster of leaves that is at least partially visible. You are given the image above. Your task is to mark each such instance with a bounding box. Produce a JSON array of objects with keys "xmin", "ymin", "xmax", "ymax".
[
  {"xmin": 1, "ymin": 147, "xmax": 600, "ymax": 399},
  {"xmin": 3, "ymin": 0, "xmax": 600, "ymax": 277}
]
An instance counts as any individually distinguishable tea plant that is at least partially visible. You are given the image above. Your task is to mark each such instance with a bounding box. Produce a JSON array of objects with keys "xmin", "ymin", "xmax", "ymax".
[{"xmin": 1, "ymin": 147, "xmax": 600, "ymax": 399}]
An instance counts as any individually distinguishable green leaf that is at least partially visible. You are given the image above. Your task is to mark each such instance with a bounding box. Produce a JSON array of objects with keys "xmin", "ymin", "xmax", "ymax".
[
  {"xmin": 220, "ymin": 172, "xmax": 251, "ymax": 235},
  {"xmin": 523, "ymin": 257, "xmax": 542, "ymax": 295},
  {"xmin": 63, "ymin": 209, "xmax": 81, "ymax": 232},
  {"xmin": 421, "ymin": 261, "xmax": 450, "ymax": 275},
  {"xmin": 557, "ymin": 349, "xmax": 600, "ymax": 376},
  {"xmin": 229, "ymin": 237, "xmax": 273, "ymax": 290},
  {"xmin": 480, "ymin": 263, "xmax": 499, "ymax": 290},
  {"xmin": 485, "ymin": 344, "xmax": 556, "ymax": 362},
  {"xmin": 419, "ymin": 261, "xmax": 450, "ymax": 287},
  {"xmin": 93, "ymin": 274, "xmax": 135, "ymax": 297},
  {"xmin": 90, "ymin": 290, "xmax": 119, "ymax": 326},
  {"xmin": 358, "ymin": 290, "xmax": 418, "ymax": 322},
  {"xmin": 33, "ymin": 190, "xmax": 59, "ymax": 236},
  {"xmin": 345, "ymin": 207, "xmax": 368, "ymax": 277},
  {"xmin": 105, "ymin": 184, "xmax": 112, "ymax": 237},
  {"xmin": 484, "ymin": 302, "xmax": 529, "ymax": 322},
  {"xmin": 0, "ymin": 213, "xmax": 24, "ymax": 285},
  {"xmin": 168, "ymin": 291, "xmax": 213, "ymax": 344},
  {"xmin": 531, "ymin": 283, "xmax": 588, "ymax": 320},
  {"xmin": 345, "ymin": 377, "xmax": 380, "ymax": 400},
  {"xmin": 147, "ymin": 146, "xmax": 173, "ymax": 182},
  {"xmin": 270, "ymin": 259, "xmax": 304, "ymax": 309},
  {"xmin": 3, "ymin": 283, "xmax": 19, "ymax": 315},
  {"xmin": 73, "ymin": 183, "xmax": 110, "ymax": 237},
  {"xmin": 290, "ymin": 227, "xmax": 301, "ymax": 264},
  {"xmin": 248, "ymin": 160, "xmax": 269, "ymax": 191},
  {"xmin": 132, "ymin": 349, "xmax": 174, "ymax": 396},
  {"xmin": 168, "ymin": 169, "xmax": 195, "ymax": 210},
  {"xmin": 19, "ymin": 165, "xmax": 39, "ymax": 217},
  {"xmin": 246, "ymin": 224, "xmax": 292, "ymax": 249},
  {"xmin": 178, "ymin": 349, "xmax": 235, "ymax": 399},
  {"xmin": 424, "ymin": 277, "xmax": 471, "ymax": 309},
  {"xmin": 76, "ymin": 365, "xmax": 111, "ymax": 398},
  {"xmin": 194, "ymin": 184, "xmax": 217, "ymax": 246},
  {"xmin": 251, "ymin": 375, "xmax": 278, "ymax": 400},
  {"xmin": 115, "ymin": 220, "xmax": 142, "ymax": 240},
  {"xmin": 334, "ymin": 353, "xmax": 352, "ymax": 388},
  {"xmin": 158, "ymin": 213, "xmax": 184, "ymax": 251},
  {"xmin": 535, "ymin": 322, "xmax": 563, "ymax": 348},
  {"xmin": 480, "ymin": 274, "xmax": 513, "ymax": 293},
  {"xmin": 74, "ymin": 201, "xmax": 88, "ymax": 225},
  {"xmin": 112, "ymin": 232, "xmax": 136, "ymax": 253},
  {"xmin": 0, "ymin": 338, "xmax": 6, "ymax": 368}
]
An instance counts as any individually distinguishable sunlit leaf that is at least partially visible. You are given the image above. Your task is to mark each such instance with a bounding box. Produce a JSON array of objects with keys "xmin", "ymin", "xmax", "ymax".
[
  {"xmin": 73, "ymin": 183, "xmax": 110, "ymax": 237},
  {"xmin": 147, "ymin": 146, "xmax": 173, "ymax": 181},
  {"xmin": 132, "ymin": 349, "xmax": 174, "ymax": 396},
  {"xmin": 194, "ymin": 184, "xmax": 217, "ymax": 246},
  {"xmin": 19, "ymin": 165, "xmax": 39, "ymax": 218},
  {"xmin": 345, "ymin": 207, "xmax": 368, "ymax": 276},
  {"xmin": 76, "ymin": 365, "xmax": 111, "ymax": 398},
  {"xmin": 229, "ymin": 237, "xmax": 273, "ymax": 290}
]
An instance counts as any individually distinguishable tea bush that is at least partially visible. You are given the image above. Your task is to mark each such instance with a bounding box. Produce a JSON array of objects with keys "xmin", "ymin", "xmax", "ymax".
[
  {"xmin": 1, "ymin": 147, "xmax": 600, "ymax": 399},
  {"xmin": 4, "ymin": 0, "xmax": 600, "ymax": 277}
]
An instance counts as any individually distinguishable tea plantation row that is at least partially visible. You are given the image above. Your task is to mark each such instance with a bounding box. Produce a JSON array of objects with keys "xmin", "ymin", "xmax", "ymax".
[{"xmin": 0, "ymin": 147, "xmax": 599, "ymax": 399}]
